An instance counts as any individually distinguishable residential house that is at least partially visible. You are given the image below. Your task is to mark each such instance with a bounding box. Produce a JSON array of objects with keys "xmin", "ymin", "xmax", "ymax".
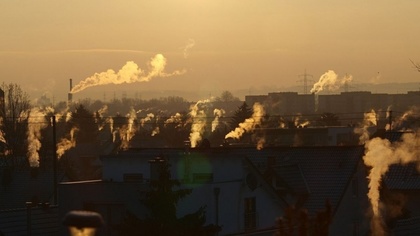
[{"xmin": 59, "ymin": 144, "xmax": 369, "ymax": 235}]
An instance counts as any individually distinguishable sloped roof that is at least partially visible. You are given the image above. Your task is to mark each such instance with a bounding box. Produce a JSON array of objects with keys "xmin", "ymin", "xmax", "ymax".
[
  {"xmin": 0, "ymin": 168, "xmax": 59, "ymax": 210},
  {"xmin": 247, "ymin": 146, "xmax": 364, "ymax": 215},
  {"xmin": 392, "ymin": 217, "xmax": 420, "ymax": 236},
  {"xmin": 0, "ymin": 205, "xmax": 59, "ymax": 236},
  {"xmin": 384, "ymin": 163, "xmax": 420, "ymax": 190},
  {"xmin": 275, "ymin": 164, "xmax": 309, "ymax": 195}
]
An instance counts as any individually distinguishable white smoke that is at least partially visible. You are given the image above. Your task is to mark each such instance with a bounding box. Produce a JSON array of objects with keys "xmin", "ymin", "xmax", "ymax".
[
  {"xmin": 57, "ymin": 127, "xmax": 78, "ymax": 159},
  {"xmin": 119, "ymin": 108, "xmax": 138, "ymax": 149},
  {"xmin": 26, "ymin": 107, "xmax": 49, "ymax": 167},
  {"xmin": 189, "ymin": 99, "xmax": 212, "ymax": 148},
  {"xmin": 183, "ymin": 39, "xmax": 195, "ymax": 58},
  {"xmin": 212, "ymin": 108, "xmax": 225, "ymax": 132},
  {"xmin": 225, "ymin": 103, "xmax": 265, "ymax": 140},
  {"xmin": 355, "ymin": 109, "xmax": 378, "ymax": 144},
  {"xmin": 310, "ymin": 70, "xmax": 353, "ymax": 94},
  {"xmin": 165, "ymin": 113, "xmax": 183, "ymax": 128},
  {"xmin": 70, "ymin": 54, "xmax": 186, "ymax": 94},
  {"xmin": 363, "ymin": 131, "xmax": 420, "ymax": 235}
]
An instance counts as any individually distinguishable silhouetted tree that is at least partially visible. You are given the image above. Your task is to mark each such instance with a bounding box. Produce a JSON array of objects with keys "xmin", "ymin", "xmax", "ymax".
[
  {"xmin": 410, "ymin": 59, "xmax": 420, "ymax": 72},
  {"xmin": 215, "ymin": 90, "xmax": 240, "ymax": 102},
  {"xmin": 119, "ymin": 160, "xmax": 220, "ymax": 236},
  {"xmin": 229, "ymin": 102, "xmax": 253, "ymax": 131},
  {"xmin": 67, "ymin": 104, "xmax": 98, "ymax": 144},
  {"xmin": 0, "ymin": 82, "xmax": 31, "ymax": 157}
]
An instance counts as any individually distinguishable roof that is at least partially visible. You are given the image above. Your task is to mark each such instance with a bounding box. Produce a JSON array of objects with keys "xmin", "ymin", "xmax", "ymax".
[
  {"xmin": 246, "ymin": 146, "xmax": 364, "ymax": 215},
  {"xmin": 0, "ymin": 205, "xmax": 59, "ymax": 236},
  {"xmin": 0, "ymin": 168, "xmax": 60, "ymax": 210},
  {"xmin": 392, "ymin": 217, "xmax": 420, "ymax": 236},
  {"xmin": 102, "ymin": 145, "xmax": 364, "ymax": 216},
  {"xmin": 384, "ymin": 163, "xmax": 420, "ymax": 190}
]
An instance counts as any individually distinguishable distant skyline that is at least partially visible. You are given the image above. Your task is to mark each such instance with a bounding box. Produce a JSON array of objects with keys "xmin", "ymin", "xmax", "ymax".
[{"xmin": 1, "ymin": 0, "xmax": 420, "ymax": 102}]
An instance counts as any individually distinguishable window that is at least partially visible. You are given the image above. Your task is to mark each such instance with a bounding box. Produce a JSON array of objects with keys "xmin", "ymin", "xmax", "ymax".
[{"xmin": 244, "ymin": 197, "xmax": 257, "ymax": 230}]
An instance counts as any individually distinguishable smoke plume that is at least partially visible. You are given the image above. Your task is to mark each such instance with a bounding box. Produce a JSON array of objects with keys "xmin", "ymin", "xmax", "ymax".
[
  {"xmin": 310, "ymin": 70, "xmax": 353, "ymax": 94},
  {"xmin": 363, "ymin": 131, "xmax": 420, "ymax": 235},
  {"xmin": 57, "ymin": 127, "xmax": 78, "ymax": 159},
  {"xmin": 225, "ymin": 103, "xmax": 265, "ymax": 140},
  {"xmin": 119, "ymin": 108, "xmax": 138, "ymax": 149},
  {"xmin": 354, "ymin": 109, "xmax": 378, "ymax": 144},
  {"xmin": 183, "ymin": 39, "xmax": 195, "ymax": 59},
  {"xmin": 165, "ymin": 113, "xmax": 183, "ymax": 128},
  {"xmin": 70, "ymin": 54, "xmax": 186, "ymax": 94},
  {"xmin": 212, "ymin": 108, "xmax": 225, "ymax": 132},
  {"xmin": 189, "ymin": 99, "xmax": 212, "ymax": 148},
  {"xmin": 26, "ymin": 107, "xmax": 51, "ymax": 167}
]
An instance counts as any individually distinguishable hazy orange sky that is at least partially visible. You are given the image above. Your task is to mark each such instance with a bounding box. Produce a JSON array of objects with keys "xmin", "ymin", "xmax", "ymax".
[{"xmin": 1, "ymin": 0, "xmax": 420, "ymax": 102}]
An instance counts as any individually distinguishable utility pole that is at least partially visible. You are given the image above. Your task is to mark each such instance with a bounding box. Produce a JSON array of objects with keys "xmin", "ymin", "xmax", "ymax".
[
  {"xmin": 298, "ymin": 69, "xmax": 314, "ymax": 94},
  {"xmin": 52, "ymin": 116, "xmax": 58, "ymax": 205}
]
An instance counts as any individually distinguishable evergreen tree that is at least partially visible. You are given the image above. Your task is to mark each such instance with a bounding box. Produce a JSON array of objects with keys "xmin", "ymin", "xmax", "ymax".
[
  {"xmin": 119, "ymin": 159, "xmax": 220, "ymax": 236},
  {"xmin": 67, "ymin": 104, "xmax": 98, "ymax": 144},
  {"xmin": 229, "ymin": 102, "xmax": 253, "ymax": 131}
]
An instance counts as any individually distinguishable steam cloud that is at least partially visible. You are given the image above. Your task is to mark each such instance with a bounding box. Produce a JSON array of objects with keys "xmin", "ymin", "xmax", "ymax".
[
  {"xmin": 70, "ymin": 54, "xmax": 186, "ymax": 94},
  {"xmin": 363, "ymin": 131, "xmax": 420, "ymax": 235},
  {"xmin": 57, "ymin": 127, "xmax": 78, "ymax": 159},
  {"xmin": 354, "ymin": 109, "xmax": 378, "ymax": 144},
  {"xmin": 310, "ymin": 70, "xmax": 353, "ymax": 94},
  {"xmin": 225, "ymin": 103, "xmax": 265, "ymax": 140},
  {"xmin": 212, "ymin": 109, "xmax": 225, "ymax": 132},
  {"xmin": 183, "ymin": 39, "xmax": 195, "ymax": 58},
  {"xmin": 26, "ymin": 107, "xmax": 50, "ymax": 167},
  {"xmin": 359, "ymin": 106, "xmax": 420, "ymax": 234},
  {"xmin": 189, "ymin": 99, "xmax": 212, "ymax": 148}
]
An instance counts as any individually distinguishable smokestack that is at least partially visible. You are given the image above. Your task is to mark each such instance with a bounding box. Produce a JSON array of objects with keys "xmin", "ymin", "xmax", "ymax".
[{"xmin": 68, "ymin": 78, "xmax": 73, "ymax": 105}]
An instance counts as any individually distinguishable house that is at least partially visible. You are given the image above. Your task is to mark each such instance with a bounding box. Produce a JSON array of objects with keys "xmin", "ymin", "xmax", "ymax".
[
  {"xmin": 383, "ymin": 163, "xmax": 420, "ymax": 235},
  {"xmin": 59, "ymin": 144, "xmax": 369, "ymax": 235}
]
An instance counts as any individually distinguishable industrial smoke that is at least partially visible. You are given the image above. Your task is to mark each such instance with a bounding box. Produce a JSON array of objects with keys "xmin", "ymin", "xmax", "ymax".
[
  {"xmin": 70, "ymin": 54, "xmax": 185, "ymax": 94},
  {"xmin": 310, "ymin": 70, "xmax": 353, "ymax": 94}
]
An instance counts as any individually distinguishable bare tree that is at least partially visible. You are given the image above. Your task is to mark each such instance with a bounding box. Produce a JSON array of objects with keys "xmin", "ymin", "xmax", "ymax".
[
  {"xmin": 215, "ymin": 90, "xmax": 240, "ymax": 102},
  {"xmin": 0, "ymin": 82, "xmax": 31, "ymax": 158},
  {"xmin": 410, "ymin": 59, "xmax": 420, "ymax": 72}
]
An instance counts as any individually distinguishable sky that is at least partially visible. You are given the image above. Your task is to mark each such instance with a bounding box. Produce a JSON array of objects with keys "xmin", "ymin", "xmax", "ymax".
[{"xmin": 1, "ymin": 0, "xmax": 420, "ymax": 102}]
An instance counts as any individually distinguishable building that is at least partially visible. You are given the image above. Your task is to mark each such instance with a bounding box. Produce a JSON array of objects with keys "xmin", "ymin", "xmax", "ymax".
[
  {"xmin": 59, "ymin": 145, "xmax": 369, "ymax": 235},
  {"xmin": 245, "ymin": 91, "xmax": 420, "ymax": 127}
]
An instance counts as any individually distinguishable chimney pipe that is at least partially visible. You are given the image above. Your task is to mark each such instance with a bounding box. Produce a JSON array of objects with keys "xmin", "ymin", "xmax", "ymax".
[{"xmin": 68, "ymin": 78, "xmax": 73, "ymax": 105}]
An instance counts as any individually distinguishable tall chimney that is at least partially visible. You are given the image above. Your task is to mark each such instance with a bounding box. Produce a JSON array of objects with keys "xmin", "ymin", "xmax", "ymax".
[{"xmin": 68, "ymin": 78, "xmax": 73, "ymax": 105}]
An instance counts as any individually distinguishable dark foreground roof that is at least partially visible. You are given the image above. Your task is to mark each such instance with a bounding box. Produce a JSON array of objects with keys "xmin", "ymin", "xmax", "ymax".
[
  {"xmin": 384, "ymin": 163, "xmax": 420, "ymax": 190},
  {"xmin": 0, "ymin": 168, "xmax": 57, "ymax": 210},
  {"xmin": 247, "ymin": 146, "xmax": 364, "ymax": 215},
  {"xmin": 392, "ymin": 217, "xmax": 420, "ymax": 236},
  {"xmin": 0, "ymin": 205, "xmax": 59, "ymax": 236}
]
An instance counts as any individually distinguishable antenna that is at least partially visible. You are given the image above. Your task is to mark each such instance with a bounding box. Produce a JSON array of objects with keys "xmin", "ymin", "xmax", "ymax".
[
  {"xmin": 297, "ymin": 69, "xmax": 314, "ymax": 94},
  {"xmin": 343, "ymin": 73, "xmax": 355, "ymax": 92}
]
